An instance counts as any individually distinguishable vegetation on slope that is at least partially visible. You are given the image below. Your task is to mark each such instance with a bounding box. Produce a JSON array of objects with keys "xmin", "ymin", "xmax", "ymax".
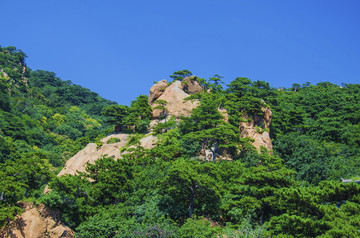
[
  {"xmin": 0, "ymin": 46, "xmax": 115, "ymax": 226},
  {"xmin": 1, "ymin": 46, "xmax": 360, "ymax": 237}
]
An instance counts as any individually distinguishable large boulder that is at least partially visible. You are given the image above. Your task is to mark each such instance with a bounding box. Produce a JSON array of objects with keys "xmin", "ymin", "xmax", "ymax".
[
  {"xmin": 148, "ymin": 79, "xmax": 169, "ymax": 104},
  {"xmin": 181, "ymin": 76, "xmax": 203, "ymax": 94},
  {"xmin": 150, "ymin": 80, "xmax": 200, "ymax": 119},
  {"xmin": 0, "ymin": 203, "xmax": 73, "ymax": 238}
]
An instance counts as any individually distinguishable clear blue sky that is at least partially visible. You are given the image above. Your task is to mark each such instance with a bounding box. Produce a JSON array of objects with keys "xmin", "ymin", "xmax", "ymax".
[{"xmin": 2, "ymin": 0, "xmax": 360, "ymax": 105}]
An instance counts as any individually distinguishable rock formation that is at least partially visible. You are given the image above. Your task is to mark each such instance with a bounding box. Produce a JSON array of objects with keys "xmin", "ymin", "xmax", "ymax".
[
  {"xmin": 239, "ymin": 105, "xmax": 273, "ymax": 152},
  {"xmin": 0, "ymin": 203, "xmax": 73, "ymax": 238},
  {"xmin": 148, "ymin": 80, "xmax": 168, "ymax": 104},
  {"xmin": 148, "ymin": 77, "xmax": 203, "ymax": 119},
  {"xmin": 44, "ymin": 133, "xmax": 157, "ymax": 185},
  {"xmin": 148, "ymin": 77, "xmax": 273, "ymax": 152},
  {"xmin": 181, "ymin": 76, "xmax": 203, "ymax": 94},
  {"xmin": 48, "ymin": 77, "xmax": 272, "ymax": 183},
  {"xmin": 57, "ymin": 133, "xmax": 129, "ymax": 177}
]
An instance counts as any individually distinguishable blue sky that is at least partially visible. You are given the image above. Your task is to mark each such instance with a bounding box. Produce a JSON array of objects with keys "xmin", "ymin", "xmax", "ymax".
[{"xmin": 2, "ymin": 0, "xmax": 360, "ymax": 105}]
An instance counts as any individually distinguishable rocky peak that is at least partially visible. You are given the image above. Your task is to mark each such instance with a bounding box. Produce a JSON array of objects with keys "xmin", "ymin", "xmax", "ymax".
[
  {"xmin": 148, "ymin": 77, "xmax": 203, "ymax": 119},
  {"xmin": 148, "ymin": 77, "xmax": 273, "ymax": 152}
]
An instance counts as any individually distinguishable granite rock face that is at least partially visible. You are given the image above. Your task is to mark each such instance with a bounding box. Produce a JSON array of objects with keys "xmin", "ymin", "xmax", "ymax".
[
  {"xmin": 43, "ymin": 133, "xmax": 157, "ymax": 193},
  {"xmin": 149, "ymin": 80, "xmax": 201, "ymax": 119},
  {"xmin": 57, "ymin": 133, "xmax": 130, "ymax": 177}
]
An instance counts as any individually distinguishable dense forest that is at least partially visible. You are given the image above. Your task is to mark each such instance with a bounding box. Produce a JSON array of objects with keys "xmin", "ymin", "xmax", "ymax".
[{"xmin": 1, "ymin": 46, "xmax": 360, "ymax": 237}]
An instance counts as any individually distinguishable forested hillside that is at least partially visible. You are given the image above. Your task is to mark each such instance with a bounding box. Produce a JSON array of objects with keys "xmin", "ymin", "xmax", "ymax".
[
  {"xmin": 0, "ymin": 46, "xmax": 115, "ymax": 227},
  {"xmin": 1, "ymin": 47, "xmax": 360, "ymax": 237}
]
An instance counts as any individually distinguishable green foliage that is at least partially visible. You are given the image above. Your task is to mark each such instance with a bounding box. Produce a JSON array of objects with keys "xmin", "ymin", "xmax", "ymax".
[
  {"xmin": 180, "ymin": 93, "xmax": 245, "ymax": 161},
  {"xmin": 0, "ymin": 79, "xmax": 11, "ymax": 112},
  {"xmin": 75, "ymin": 204, "xmax": 179, "ymax": 238},
  {"xmin": 178, "ymin": 217, "xmax": 219, "ymax": 238},
  {"xmin": 0, "ymin": 46, "xmax": 29, "ymax": 92},
  {"xmin": 0, "ymin": 45, "xmax": 116, "ymax": 226},
  {"xmin": 80, "ymin": 156, "xmax": 134, "ymax": 205},
  {"xmin": 266, "ymin": 181, "xmax": 360, "ymax": 237},
  {"xmin": 153, "ymin": 99, "xmax": 168, "ymax": 120},
  {"xmin": 169, "ymin": 69, "xmax": 192, "ymax": 82},
  {"xmin": 106, "ymin": 137, "xmax": 121, "ymax": 144},
  {"xmin": 123, "ymin": 95, "xmax": 152, "ymax": 133},
  {"xmin": 151, "ymin": 128, "xmax": 182, "ymax": 160},
  {"xmin": 274, "ymin": 133, "xmax": 360, "ymax": 184},
  {"xmin": 208, "ymin": 74, "xmax": 225, "ymax": 93},
  {"xmin": 159, "ymin": 159, "xmax": 220, "ymax": 220},
  {"xmin": 102, "ymin": 104, "xmax": 129, "ymax": 132},
  {"xmin": 152, "ymin": 116, "xmax": 177, "ymax": 135}
]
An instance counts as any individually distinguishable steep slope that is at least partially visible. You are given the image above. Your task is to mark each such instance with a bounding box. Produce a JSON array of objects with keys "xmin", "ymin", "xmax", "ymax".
[{"xmin": 0, "ymin": 46, "xmax": 116, "ymax": 228}]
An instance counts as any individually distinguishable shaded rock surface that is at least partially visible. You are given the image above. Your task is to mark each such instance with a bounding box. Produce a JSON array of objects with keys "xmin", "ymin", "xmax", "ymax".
[
  {"xmin": 0, "ymin": 203, "xmax": 73, "ymax": 238},
  {"xmin": 148, "ymin": 79, "xmax": 168, "ymax": 104},
  {"xmin": 181, "ymin": 76, "xmax": 203, "ymax": 94}
]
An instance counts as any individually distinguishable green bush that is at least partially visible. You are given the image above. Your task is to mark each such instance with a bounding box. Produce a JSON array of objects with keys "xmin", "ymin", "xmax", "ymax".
[{"xmin": 106, "ymin": 137, "xmax": 121, "ymax": 144}]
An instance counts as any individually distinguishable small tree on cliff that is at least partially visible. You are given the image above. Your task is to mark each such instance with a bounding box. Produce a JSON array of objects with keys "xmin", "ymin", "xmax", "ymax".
[
  {"xmin": 208, "ymin": 74, "xmax": 225, "ymax": 93},
  {"xmin": 169, "ymin": 70, "xmax": 192, "ymax": 82},
  {"xmin": 124, "ymin": 95, "xmax": 152, "ymax": 133},
  {"xmin": 180, "ymin": 93, "xmax": 243, "ymax": 161},
  {"xmin": 102, "ymin": 104, "xmax": 129, "ymax": 133},
  {"xmin": 153, "ymin": 99, "xmax": 168, "ymax": 122}
]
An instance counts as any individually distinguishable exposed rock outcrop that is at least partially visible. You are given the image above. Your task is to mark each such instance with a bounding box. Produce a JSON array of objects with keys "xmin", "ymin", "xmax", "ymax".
[
  {"xmin": 148, "ymin": 79, "xmax": 168, "ymax": 104},
  {"xmin": 148, "ymin": 77, "xmax": 272, "ymax": 153},
  {"xmin": 239, "ymin": 105, "xmax": 273, "ymax": 152},
  {"xmin": 149, "ymin": 80, "xmax": 201, "ymax": 119},
  {"xmin": 57, "ymin": 133, "xmax": 129, "ymax": 177},
  {"xmin": 44, "ymin": 133, "xmax": 157, "ymax": 185},
  {"xmin": 139, "ymin": 134, "xmax": 158, "ymax": 149},
  {"xmin": 181, "ymin": 76, "xmax": 203, "ymax": 94},
  {"xmin": 0, "ymin": 203, "xmax": 73, "ymax": 238},
  {"xmin": 47, "ymin": 77, "xmax": 273, "ymax": 185}
]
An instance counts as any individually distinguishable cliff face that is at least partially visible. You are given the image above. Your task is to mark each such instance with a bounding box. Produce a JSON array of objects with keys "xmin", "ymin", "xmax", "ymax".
[
  {"xmin": 239, "ymin": 105, "xmax": 273, "ymax": 152},
  {"xmin": 0, "ymin": 203, "xmax": 73, "ymax": 238}
]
